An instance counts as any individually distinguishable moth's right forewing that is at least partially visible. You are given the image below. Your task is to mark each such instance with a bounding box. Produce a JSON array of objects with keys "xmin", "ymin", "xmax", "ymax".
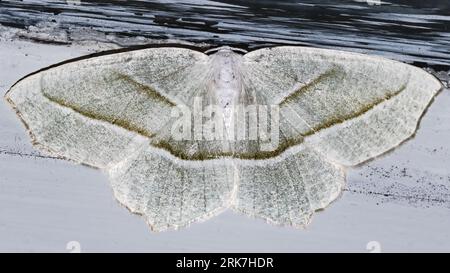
[{"xmin": 4, "ymin": 47, "xmax": 211, "ymax": 168}]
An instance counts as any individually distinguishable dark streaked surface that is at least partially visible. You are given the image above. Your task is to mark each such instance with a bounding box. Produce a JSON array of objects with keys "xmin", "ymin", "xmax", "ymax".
[
  {"xmin": 1, "ymin": 4, "xmax": 450, "ymax": 252},
  {"xmin": 0, "ymin": 0, "xmax": 449, "ymax": 71}
]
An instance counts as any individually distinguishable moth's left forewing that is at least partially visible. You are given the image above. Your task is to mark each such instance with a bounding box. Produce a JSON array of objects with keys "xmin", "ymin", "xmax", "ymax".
[
  {"xmin": 299, "ymin": 53, "xmax": 444, "ymax": 166},
  {"xmin": 242, "ymin": 46, "xmax": 443, "ymax": 166}
]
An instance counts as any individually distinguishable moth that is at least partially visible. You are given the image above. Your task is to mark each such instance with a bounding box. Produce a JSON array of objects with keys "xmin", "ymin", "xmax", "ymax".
[{"xmin": 4, "ymin": 45, "xmax": 443, "ymax": 231}]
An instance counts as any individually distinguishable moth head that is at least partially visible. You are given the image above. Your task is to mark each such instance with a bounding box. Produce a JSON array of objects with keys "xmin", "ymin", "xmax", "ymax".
[{"xmin": 205, "ymin": 46, "xmax": 248, "ymax": 55}]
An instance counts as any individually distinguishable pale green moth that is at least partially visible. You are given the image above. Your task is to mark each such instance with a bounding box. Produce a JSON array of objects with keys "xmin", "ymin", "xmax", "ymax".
[{"xmin": 5, "ymin": 46, "xmax": 443, "ymax": 231}]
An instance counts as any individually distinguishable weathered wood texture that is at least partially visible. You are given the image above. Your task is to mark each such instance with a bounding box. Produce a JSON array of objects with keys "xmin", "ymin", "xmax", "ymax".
[
  {"xmin": 1, "ymin": 0, "xmax": 450, "ymax": 70},
  {"xmin": 1, "ymin": 1, "xmax": 450, "ymax": 251}
]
